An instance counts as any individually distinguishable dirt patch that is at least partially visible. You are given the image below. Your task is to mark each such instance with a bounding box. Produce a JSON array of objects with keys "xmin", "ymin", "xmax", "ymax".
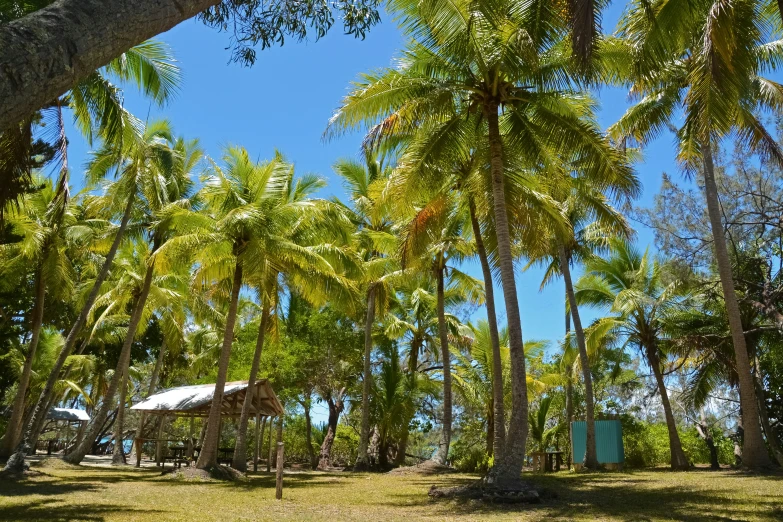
[
  {"xmin": 388, "ymin": 460, "xmax": 458, "ymax": 476},
  {"xmin": 29, "ymin": 457, "xmax": 81, "ymax": 470},
  {"xmin": 163, "ymin": 465, "xmax": 247, "ymax": 482}
]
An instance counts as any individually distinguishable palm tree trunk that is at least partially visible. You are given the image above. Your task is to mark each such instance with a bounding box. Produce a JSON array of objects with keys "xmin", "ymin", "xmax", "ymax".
[
  {"xmin": 318, "ymin": 389, "xmax": 344, "ymax": 469},
  {"xmin": 0, "ymin": 265, "xmax": 45, "ymax": 458},
  {"xmin": 647, "ymin": 345, "xmax": 689, "ymax": 470},
  {"xmin": 469, "ymin": 197, "xmax": 505, "ymax": 458},
  {"xmin": 753, "ymin": 358, "xmax": 783, "ymax": 466},
  {"xmin": 702, "ymin": 140, "xmax": 772, "ymax": 470},
  {"xmin": 395, "ymin": 336, "xmax": 421, "ymax": 466},
  {"xmin": 66, "ymin": 249, "xmax": 155, "ymax": 465},
  {"xmin": 484, "ymin": 99, "xmax": 529, "ymax": 486},
  {"xmin": 196, "ymin": 260, "xmax": 243, "ymax": 469},
  {"xmin": 233, "ymin": 298, "xmax": 271, "ymax": 471},
  {"xmin": 111, "ymin": 368, "xmax": 130, "ymax": 464},
  {"xmin": 135, "ymin": 339, "xmax": 166, "ymax": 467},
  {"xmin": 433, "ymin": 261, "xmax": 452, "ymax": 465},
  {"xmin": 565, "ymin": 310, "xmax": 574, "ymax": 467},
  {"xmin": 302, "ymin": 392, "xmax": 317, "ymax": 470},
  {"xmin": 354, "ymin": 285, "xmax": 375, "ymax": 470},
  {"xmin": 558, "ymin": 245, "xmax": 598, "ymax": 469},
  {"xmin": 5, "ymin": 193, "xmax": 135, "ymax": 473}
]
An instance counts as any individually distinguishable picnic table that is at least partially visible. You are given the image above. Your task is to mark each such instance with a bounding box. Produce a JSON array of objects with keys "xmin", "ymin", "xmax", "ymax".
[
  {"xmin": 217, "ymin": 447, "xmax": 234, "ymax": 466},
  {"xmin": 531, "ymin": 450, "xmax": 564, "ymax": 472}
]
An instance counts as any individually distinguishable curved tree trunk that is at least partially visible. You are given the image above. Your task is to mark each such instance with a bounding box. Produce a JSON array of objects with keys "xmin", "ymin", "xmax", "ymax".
[
  {"xmin": 354, "ymin": 286, "xmax": 375, "ymax": 470},
  {"xmin": 196, "ymin": 261, "xmax": 243, "ymax": 469},
  {"xmin": 433, "ymin": 261, "xmax": 452, "ymax": 465},
  {"xmin": 484, "ymin": 100, "xmax": 529, "ymax": 486},
  {"xmin": 111, "ymin": 359, "xmax": 130, "ymax": 464},
  {"xmin": 702, "ymin": 141, "xmax": 772, "ymax": 471},
  {"xmin": 696, "ymin": 412, "xmax": 719, "ymax": 470},
  {"xmin": 395, "ymin": 336, "xmax": 421, "ymax": 466},
  {"xmin": 318, "ymin": 389, "xmax": 344, "ymax": 469},
  {"xmin": 558, "ymin": 245, "xmax": 598, "ymax": 470},
  {"xmin": 469, "ymin": 197, "xmax": 505, "ymax": 459},
  {"xmin": 0, "ymin": 0, "xmax": 220, "ymax": 133},
  {"xmin": 233, "ymin": 299, "xmax": 270, "ymax": 471},
  {"xmin": 0, "ymin": 266, "xmax": 45, "ymax": 458},
  {"xmin": 67, "ymin": 249, "xmax": 156, "ymax": 465},
  {"xmin": 5, "ymin": 193, "xmax": 135, "ymax": 473},
  {"xmin": 647, "ymin": 345, "xmax": 689, "ymax": 470}
]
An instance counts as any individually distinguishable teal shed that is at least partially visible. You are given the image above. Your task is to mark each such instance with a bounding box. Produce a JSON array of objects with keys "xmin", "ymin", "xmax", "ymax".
[{"xmin": 571, "ymin": 420, "xmax": 624, "ymax": 468}]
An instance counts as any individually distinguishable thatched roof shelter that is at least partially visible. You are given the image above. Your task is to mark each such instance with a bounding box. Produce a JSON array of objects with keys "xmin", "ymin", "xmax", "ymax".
[{"xmin": 130, "ymin": 380, "xmax": 284, "ymax": 418}]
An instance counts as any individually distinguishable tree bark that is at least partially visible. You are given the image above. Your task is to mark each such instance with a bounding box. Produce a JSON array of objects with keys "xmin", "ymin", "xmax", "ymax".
[
  {"xmin": 702, "ymin": 140, "xmax": 772, "ymax": 470},
  {"xmin": 695, "ymin": 412, "xmax": 719, "ymax": 470},
  {"xmin": 136, "ymin": 339, "xmax": 167, "ymax": 467},
  {"xmin": 647, "ymin": 345, "xmax": 689, "ymax": 470},
  {"xmin": 354, "ymin": 285, "xmax": 375, "ymax": 470},
  {"xmin": 433, "ymin": 262, "xmax": 452, "ymax": 465},
  {"xmin": 5, "ymin": 192, "xmax": 135, "ymax": 473},
  {"xmin": 565, "ymin": 310, "xmax": 574, "ymax": 467},
  {"xmin": 196, "ymin": 260, "xmax": 243, "ymax": 469},
  {"xmin": 469, "ymin": 197, "xmax": 505, "ymax": 459},
  {"xmin": 302, "ymin": 392, "xmax": 317, "ymax": 470},
  {"xmin": 395, "ymin": 335, "xmax": 420, "ymax": 466},
  {"xmin": 558, "ymin": 245, "xmax": 598, "ymax": 469},
  {"xmin": 233, "ymin": 298, "xmax": 270, "ymax": 471},
  {"xmin": 318, "ymin": 389, "xmax": 344, "ymax": 469},
  {"xmin": 483, "ymin": 99, "xmax": 529, "ymax": 486},
  {"xmin": 67, "ymin": 246, "xmax": 156, "ymax": 465},
  {"xmin": 0, "ymin": 0, "xmax": 220, "ymax": 133},
  {"xmin": 0, "ymin": 265, "xmax": 45, "ymax": 457}
]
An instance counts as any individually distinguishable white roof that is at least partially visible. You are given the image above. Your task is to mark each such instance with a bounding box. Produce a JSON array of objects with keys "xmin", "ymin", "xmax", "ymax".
[
  {"xmin": 48, "ymin": 407, "xmax": 90, "ymax": 422},
  {"xmin": 130, "ymin": 380, "xmax": 283, "ymax": 417}
]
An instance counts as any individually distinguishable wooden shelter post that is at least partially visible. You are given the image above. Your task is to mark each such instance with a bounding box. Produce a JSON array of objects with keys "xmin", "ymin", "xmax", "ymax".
[
  {"xmin": 275, "ymin": 416, "xmax": 284, "ymax": 500},
  {"xmin": 187, "ymin": 414, "xmax": 195, "ymax": 460},
  {"xmin": 267, "ymin": 416, "xmax": 275, "ymax": 472},
  {"xmin": 155, "ymin": 415, "xmax": 164, "ymax": 466},
  {"xmin": 253, "ymin": 413, "xmax": 261, "ymax": 472}
]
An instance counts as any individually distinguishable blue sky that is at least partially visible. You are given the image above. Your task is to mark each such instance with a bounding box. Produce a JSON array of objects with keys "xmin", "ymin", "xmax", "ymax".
[{"xmin": 64, "ymin": 2, "xmax": 684, "ymax": 352}]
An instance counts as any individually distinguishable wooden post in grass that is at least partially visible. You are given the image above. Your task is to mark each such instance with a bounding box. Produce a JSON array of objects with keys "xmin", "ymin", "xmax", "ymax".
[
  {"xmin": 275, "ymin": 417, "xmax": 284, "ymax": 500},
  {"xmin": 155, "ymin": 416, "xmax": 164, "ymax": 466},
  {"xmin": 187, "ymin": 414, "xmax": 195, "ymax": 461}
]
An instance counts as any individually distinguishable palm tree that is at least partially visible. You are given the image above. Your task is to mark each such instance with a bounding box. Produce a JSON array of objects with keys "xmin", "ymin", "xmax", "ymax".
[
  {"xmin": 609, "ymin": 0, "xmax": 781, "ymax": 470},
  {"xmin": 397, "ymin": 189, "xmax": 482, "ymax": 464},
  {"xmin": 4, "ymin": 118, "xmax": 178, "ymax": 472},
  {"xmin": 231, "ymin": 162, "xmax": 354, "ymax": 471},
  {"xmin": 525, "ymin": 181, "xmax": 636, "ymax": 470},
  {"xmin": 328, "ymin": 0, "xmax": 631, "ymax": 483},
  {"xmin": 575, "ymin": 240, "xmax": 690, "ymax": 470},
  {"xmin": 0, "ymin": 178, "xmax": 78, "ymax": 457},
  {"xmin": 332, "ymin": 153, "xmax": 399, "ymax": 469},
  {"xmin": 62, "ymin": 122, "xmax": 190, "ymax": 465}
]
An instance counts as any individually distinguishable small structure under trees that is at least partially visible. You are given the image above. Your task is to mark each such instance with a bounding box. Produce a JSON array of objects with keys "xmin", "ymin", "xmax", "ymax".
[{"xmin": 131, "ymin": 380, "xmax": 283, "ymax": 468}]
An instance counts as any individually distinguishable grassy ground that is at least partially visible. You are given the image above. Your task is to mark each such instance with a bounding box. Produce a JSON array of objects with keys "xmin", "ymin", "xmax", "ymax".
[{"xmin": 1, "ymin": 460, "xmax": 782, "ymax": 522}]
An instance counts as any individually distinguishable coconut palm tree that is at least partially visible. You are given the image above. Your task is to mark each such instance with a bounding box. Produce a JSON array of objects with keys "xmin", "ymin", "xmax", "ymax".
[
  {"xmin": 575, "ymin": 240, "xmax": 691, "ymax": 470},
  {"xmin": 332, "ymin": 152, "xmax": 399, "ymax": 469},
  {"xmin": 608, "ymin": 0, "xmax": 782, "ymax": 470},
  {"xmin": 327, "ymin": 0, "xmax": 631, "ymax": 483},
  {"xmin": 0, "ymin": 176, "xmax": 81, "ymax": 457}
]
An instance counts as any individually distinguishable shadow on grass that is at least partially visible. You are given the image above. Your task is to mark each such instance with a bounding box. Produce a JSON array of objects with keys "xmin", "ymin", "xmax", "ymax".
[
  {"xmin": 368, "ymin": 470, "xmax": 783, "ymax": 521},
  {"xmin": 0, "ymin": 502, "xmax": 163, "ymax": 522}
]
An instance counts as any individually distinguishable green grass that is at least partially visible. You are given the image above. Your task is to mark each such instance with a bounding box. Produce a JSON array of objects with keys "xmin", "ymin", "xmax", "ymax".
[{"xmin": 1, "ymin": 462, "xmax": 782, "ymax": 521}]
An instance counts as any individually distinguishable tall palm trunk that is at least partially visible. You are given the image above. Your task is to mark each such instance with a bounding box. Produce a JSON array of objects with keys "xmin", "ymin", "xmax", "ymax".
[
  {"xmin": 702, "ymin": 141, "xmax": 772, "ymax": 470},
  {"xmin": 197, "ymin": 260, "xmax": 243, "ymax": 469},
  {"xmin": 111, "ymin": 364, "xmax": 130, "ymax": 464},
  {"xmin": 0, "ymin": 266, "xmax": 45, "ymax": 457},
  {"xmin": 135, "ymin": 339, "xmax": 166, "ymax": 467},
  {"xmin": 66, "ymin": 250, "xmax": 156, "ymax": 465},
  {"xmin": 5, "ymin": 193, "xmax": 135, "ymax": 472},
  {"xmin": 646, "ymin": 344, "xmax": 689, "ymax": 470},
  {"xmin": 558, "ymin": 245, "xmax": 598, "ymax": 469},
  {"xmin": 433, "ymin": 261, "xmax": 452, "ymax": 465},
  {"xmin": 354, "ymin": 285, "xmax": 375, "ymax": 470},
  {"xmin": 395, "ymin": 336, "xmax": 421, "ymax": 466},
  {"xmin": 484, "ymin": 99, "xmax": 529, "ymax": 486},
  {"xmin": 469, "ymin": 197, "xmax": 505, "ymax": 458},
  {"xmin": 318, "ymin": 389, "xmax": 344, "ymax": 469},
  {"xmin": 302, "ymin": 392, "xmax": 317, "ymax": 470},
  {"xmin": 233, "ymin": 300, "xmax": 270, "ymax": 471},
  {"xmin": 565, "ymin": 310, "xmax": 574, "ymax": 466}
]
